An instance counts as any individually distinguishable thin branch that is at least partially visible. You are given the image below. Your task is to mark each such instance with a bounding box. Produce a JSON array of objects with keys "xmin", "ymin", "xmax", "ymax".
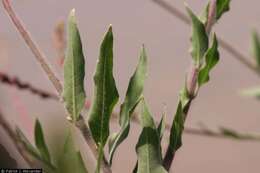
[
  {"xmin": 151, "ymin": 0, "xmax": 260, "ymax": 77},
  {"xmin": 1, "ymin": 72, "xmax": 259, "ymax": 142},
  {"xmin": 2, "ymin": 0, "xmax": 63, "ymax": 94},
  {"xmin": 0, "ymin": 72, "xmax": 59, "ymax": 100},
  {"xmin": 0, "ymin": 109, "xmax": 38, "ymax": 168},
  {"xmin": 2, "ymin": 1, "xmax": 112, "ymax": 172}
]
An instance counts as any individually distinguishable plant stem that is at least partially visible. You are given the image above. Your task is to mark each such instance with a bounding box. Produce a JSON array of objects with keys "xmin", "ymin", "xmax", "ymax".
[
  {"xmin": 162, "ymin": 1, "xmax": 217, "ymax": 171},
  {"xmin": 151, "ymin": 0, "xmax": 260, "ymax": 77},
  {"xmin": 0, "ymin": 109, "xmax": 37, "ymax": 168},
  {"xmin": 2, "ymin": 0, "xmax": 63, "ymax": 94},
  {"xmin": 2, "ymin": 1, "xmax": 112, "ymax": 172}
]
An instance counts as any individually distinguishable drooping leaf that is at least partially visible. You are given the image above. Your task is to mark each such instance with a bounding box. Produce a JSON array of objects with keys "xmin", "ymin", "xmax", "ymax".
[
  {"xmin": 135, "ymin": 100, "xmax": 167, "ymax": 173},
  {"xmin": 168, "ymin": 101, "xmax": 185, "ymax": 153},
  {"xmin": 216, "ymin": 0, "xmax": 231, "ymax": 20},
  {"xmin": 108, "ymin": 46, "xmax": 148, "ymax": 164},
  {"xmin": 252, "ymin": 31, "xmax": 260, "ymax": 67},
  {"xmin": 186, "ymin": 6, "xmax": 208, "ymax": 65},
  {"xmin": 34, "ymin": 119, "xmax": 51, "ymax": 163},
  {"xmin": 63, "ymin": 9, "xmax": 86, "ymax": 122},
  {"xmin": 57, "ymin": 131, "xmax": 88, "ymax": 173},
  {"xmin": 198, "ymin": 34, "xmax": 220, "ymax": 86}
]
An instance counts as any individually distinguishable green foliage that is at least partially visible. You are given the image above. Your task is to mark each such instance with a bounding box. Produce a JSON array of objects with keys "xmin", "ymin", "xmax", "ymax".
[
  {"xmin": 186, "ymin": 6, "xmax": 209, "ymax": 65},
  {"xmin": 168, "ymin": 102, "xmax": 184, "ymax": 152},
  {"xmin": 157, "ymin": 114, "xmax": 166, "ymax": 141},
  {"xmin": 108, "ymin": 46, "xmax": 148, "ymax": 164},
  {"xmin": 198, "ymin": 34, "xmax": 220, "ymax": 86},
  {"xmin": 216, "ymin": 0, "xmax": 231, "ymax": 20},
  {"xmin": 252, "ymin": 31, "xmax": 260, "ymax": 67},
  {"xmin": 88, "ymin": 26, "xmax": 119, "ymax": 146},
  {"xmin": 87, "ymin": 26, "xmax": 119, "ymax": 172},
  {"xmin": 135, "ymin": 100, "xmax": 167, "ymax": 173},
  {"xmin": 16, "ymin": 121, "xmax": 55, "ymax": 172},
  {"xmin": 35, "ymin": 119, "xmax": 51, "ymax": 163},
  {"xmin": 57, "ymin": 131, "xmax": 88, "ymax": 173},
  {"xmin": 63, "ymin": 9, "xmax": 86, "ymax": 122}
]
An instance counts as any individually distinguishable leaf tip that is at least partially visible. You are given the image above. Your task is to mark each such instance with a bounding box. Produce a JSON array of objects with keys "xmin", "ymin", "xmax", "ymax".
[{"xmin": 70, "ymin": 8, "xmax": 76, "ymax": 17}]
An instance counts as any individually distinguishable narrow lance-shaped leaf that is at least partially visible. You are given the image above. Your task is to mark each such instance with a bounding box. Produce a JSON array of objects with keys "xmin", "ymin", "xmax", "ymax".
[
  {"xmin": 88, "ymin": 26, "xmax": 119, "ymax": 173},
  {"xmin": 168, "ymin": 101, "xmax": 185, "ymax": 153},
  {"xmin": 108, "ymin": 46, "xmax": 148, "ymax": 164},
  {"xmin": 16, "ymin": 128, "xmax": 55, "ymax": 172},
  {"xmin": 157, "ymin": 113, "xmax": 166, "ymax": 141},
  {"xmin": 34, "ymin": 119, "xmax": 51, "ymax": 163},
  {"xmin": 63, "ymin": 9, "xmax": 86, "ymax": 122},
  {"xmin": 16, "ymin": 127, "xmax": 41, "ymax": 160},
  {"xmin": 216, "ymin": 0, "xmax": 231, "ymax": 20},
  {"xmin": 88, "ymin": 26, "xmax": 119, "ymax": 146},
  {"xmin": 252, "ymin": 31, "xmax": 260, "ymax": 67},
  {"xmin": 186, "ymin": 5, "xmax": 208, "ymax": 65},
  {"xmin": 57, "ymin": 131, "xmax": 88, "ymax": 173},
  {"xmin": 135, "ymin": 100, "xmax": 167, "ymax": 173},
  {"xmin": 198, "ymin": 34, "xmax": 220, "ymax": 86},
  {"xmin": 201, "ymin": 0, "xmax": 231, "ymax": 24}
]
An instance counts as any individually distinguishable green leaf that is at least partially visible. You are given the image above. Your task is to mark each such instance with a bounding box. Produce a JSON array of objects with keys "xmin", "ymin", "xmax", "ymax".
[
  {"xmin": 88, "ymin": 26, "xmax": 119, "ymax": 172},
  {"xmin": 108, "ymin": 46, "xmax": 148, "ymax": 164},
  {"xmin": 186, "ymin": 6, "xmax": 208, "ymax": 65},
  {"xmin": 216, "ymin": 0, "xmax": 231, "ymax": 20},
  {"xmin": 88, "ymin": 25, "xmax": 119, "ymax": 146},
  {"xmin": 16, "ymin": 128, "xmax": 55, "ymax": 172},
  {"xmin": 16, "ymin": 127, "xmax": 41, "ymax": 160},
  {"xmin": 198, "ymin": 34, "xmax": 220, "ymax": 86},
  {"xmin": 34, "ymin": 119, "xmax": 51, "ymax": 163},
  {"xmin": 135, "ymin": 100, "xmax": 167, "ymax": 173},
  {"xmin": 63, "ymin": 9, "xmax": 86, "ymax": 122},
  {"xmin": 252, "ymin": 31, "xmax": 260, "ymax": 67},
  {"xmin": 57, "ymin": 131, "xmax": 88, "ymax": 173},
  {"xmin": 168, "ymin": 101, "xmax": 185, "ymax": 152},
  {"xmin": 200, "ymin": 3, "xmax": 210, "ymax": 24},
  {"xmin": 157, "ymin": 113, "xmax": 166, "ymax": 141}
]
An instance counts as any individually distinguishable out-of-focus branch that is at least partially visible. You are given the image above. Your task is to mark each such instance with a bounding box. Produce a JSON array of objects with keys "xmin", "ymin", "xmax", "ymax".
[
  {"xmin": 0, "ymin": 72, "xmax": 59, "ymax": 100},
  {"xmin": 2, "ymin": 1, "xmax": 111, "ymax": 172},
  {"xmin": 0, "ymin": 109, "xmax": 37, "ymax": 168},
  {"xmin": 1, "ymin": 72, "xmax": 259, "ymax": 142},
  {"xmin": 151, "ymin": 0, "xmax": 260, "ymax": 77}
]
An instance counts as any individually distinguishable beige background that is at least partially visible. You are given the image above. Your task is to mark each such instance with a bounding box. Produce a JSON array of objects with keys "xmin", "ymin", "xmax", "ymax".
[{"xmin": 0, "ymin": 0, "xmax": 260, "ymax": 172}]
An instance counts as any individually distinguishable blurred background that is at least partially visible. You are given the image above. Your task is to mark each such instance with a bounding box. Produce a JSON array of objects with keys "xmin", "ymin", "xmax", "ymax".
[{"xmin": 0, "ymin": 0, "xmax": 260, "ymax": 172}]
